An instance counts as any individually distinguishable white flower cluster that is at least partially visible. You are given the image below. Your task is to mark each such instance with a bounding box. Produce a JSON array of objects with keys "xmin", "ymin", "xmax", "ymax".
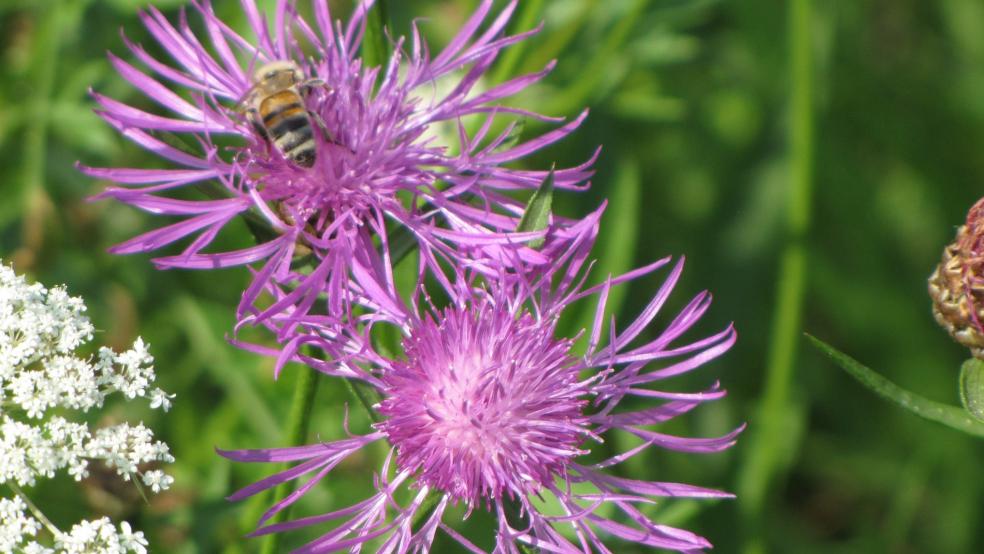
[
  {"xmin": 56, "ymin": 519, "xmax": 148, "ymax": 554},
  {"xmin": 0, "ymin": 263, "xmax": 172, "ymax": 418},
  {"xmin": 0, "ymin": 417, "xmax": 175, "ymax": 488},
  {"xmin": 1, "ymin": 497, "xmax": 148, "ymax": 553},
  {"xmin": 0, "ymin": 497, "xmax": 42, "ymax": 552},
  {"xmin": 0, "ymin": 263, "xmax": 174, "ymax": 552}
]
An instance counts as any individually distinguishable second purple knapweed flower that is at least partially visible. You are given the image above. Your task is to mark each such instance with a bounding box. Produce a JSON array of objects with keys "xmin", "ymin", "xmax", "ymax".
[
  {"xmin": 222, "ymin": 216, "xmax": 740, "ymax": 553},
  {"xmin": 81, "ymin": 0, "xmax": 594, "ymax": 322}
]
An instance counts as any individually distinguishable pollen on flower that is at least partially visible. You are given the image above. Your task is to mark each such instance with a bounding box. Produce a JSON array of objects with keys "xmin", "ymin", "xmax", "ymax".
[{"xmin": 377, "ymin": 301, "xmax": 588, "ymax": 506}]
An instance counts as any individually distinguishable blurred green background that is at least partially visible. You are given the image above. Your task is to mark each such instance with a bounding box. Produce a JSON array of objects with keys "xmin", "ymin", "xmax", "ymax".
[{"xmin": 3, "ymin": 0, "xmax": 984, "ymax": 552}]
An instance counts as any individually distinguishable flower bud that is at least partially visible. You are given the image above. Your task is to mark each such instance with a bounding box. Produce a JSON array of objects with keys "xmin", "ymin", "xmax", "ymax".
[{"xmin": 929, "ymin": 199, "xmax": 984, "ymax": 358}]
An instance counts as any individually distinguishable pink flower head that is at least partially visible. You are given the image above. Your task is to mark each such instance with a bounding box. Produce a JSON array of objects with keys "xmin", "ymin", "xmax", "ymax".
[
  {"xmin": 81, "ymin": 0, "xmax": 595, "ymax": 323},
  {"xmin": 221, "ymin": 212, "xmax": 741, "ymax": 553}
]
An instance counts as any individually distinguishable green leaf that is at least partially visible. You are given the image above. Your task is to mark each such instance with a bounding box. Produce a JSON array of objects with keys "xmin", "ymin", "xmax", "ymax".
[
  {"xmin": 361, "ymin": 0, "xmax": 390, "ymax": 70},
  {"xmin": 148, "ymin": 129, "xmax": 205, "ymax": 158},
  {"xmin": 385, "ymin": 223, "xmax": 419, "ymax": 267},
  {"xmin": 344, "ymin": 378, "xmax": 383, "ymax": 425},
  {"xmin": 959, "ymin": 358, "xmax": 984, "ymax": 421},
  {"xmin": 806, "ymin": 334, "xmax": 984, "ymax": 438},
  {"xmin": 516, "ymin": 167, "xmax": 555, "ymax": 249},
  {"xmin": 493, "ymin": 120, "xmax": 525, "ymax": 154}
]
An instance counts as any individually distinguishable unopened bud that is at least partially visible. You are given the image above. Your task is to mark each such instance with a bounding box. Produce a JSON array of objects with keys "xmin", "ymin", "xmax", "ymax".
[{"xmin": 929, "ymin": 199, "xmax": 984, "ymax": 358}]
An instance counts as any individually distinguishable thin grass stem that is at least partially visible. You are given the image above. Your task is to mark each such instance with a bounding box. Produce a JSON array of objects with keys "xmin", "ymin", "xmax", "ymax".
[
  {"xmin": 258, "ymin": 366, "xmax": 322, "ymax": 554},
  {"xmin": 736, "ymin": 1, "xmax": 814, "ymax": 552},
  {"xmin": 490, "ymin": 0, "xmax": 545, "ymax": 85}
]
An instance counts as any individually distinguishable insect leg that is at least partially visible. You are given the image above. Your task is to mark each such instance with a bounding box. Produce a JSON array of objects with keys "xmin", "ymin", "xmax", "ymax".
[
  {"xmin": 248, "ymin": 108, "xmax": 270, "ymax": 141},
  {"xmin": 308, "ymin": 110, "xmax": 337, "ymax": 144},
  {"xmin": 298, "ymin": 78, "xmax": 327, "ymax": 91}
]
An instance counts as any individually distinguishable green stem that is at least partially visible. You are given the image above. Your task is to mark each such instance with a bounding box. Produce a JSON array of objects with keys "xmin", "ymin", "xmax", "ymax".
[
  {"xmin": 807, "ymin": 336, "xmax": 984, "ymax": 437},
  {"xmin": 24, "ymin": 5, "xmax": 59, "ymax": 190},
  {"xmin": 345, "ymin": 377, "xmax": 383, "ymax": 424},
  {"xmin": 362, "ymin": 0, "xmax": 390, "ymax": 70},
  {"xmin": 408, "ymin": 489, "xmax": 443, "ymax": 530},
  {"xmin": 258, "ymin": 367, "xmax": 322, "ymax": 554},
  {"xmin": 9, "ymin": 483, "xmax": 60, "ymax": 538},
  {"xmin": 737, "ymin": 1, "xmax": 814, "ymax": 552}
]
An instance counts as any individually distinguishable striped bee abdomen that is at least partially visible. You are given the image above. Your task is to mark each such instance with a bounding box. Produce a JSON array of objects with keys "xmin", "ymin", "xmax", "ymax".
[{"xmin": 258, "ymin": 90, "xmax": 316, "ymax": 167}]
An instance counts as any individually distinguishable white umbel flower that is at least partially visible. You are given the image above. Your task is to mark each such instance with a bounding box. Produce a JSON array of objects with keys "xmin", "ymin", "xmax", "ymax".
[
  {"xmin": 56, "ymin": 518, "xmax": 148, "ymax": 554},
  {"xmin": 0, "ymin": 497, "xmax": 44, "ymax": 552},
  {"xmin": 0, "ymin": 262, "xmax": 174, "ymax": 552}
]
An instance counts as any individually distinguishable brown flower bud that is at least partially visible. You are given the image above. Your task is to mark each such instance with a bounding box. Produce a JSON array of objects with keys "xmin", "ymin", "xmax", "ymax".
[{"xmin": 929, "ymin": 199, "xmax": 984, "ymax": 358}]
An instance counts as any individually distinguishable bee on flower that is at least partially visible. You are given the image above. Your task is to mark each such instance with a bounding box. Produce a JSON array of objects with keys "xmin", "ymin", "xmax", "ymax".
[
  {"xmin": 238, "ymin": 60, "xmax": 327, "ymax": 168},
  {"xmin": 80, "ymin": 0, "xmax": 596, "ymax": 327}
]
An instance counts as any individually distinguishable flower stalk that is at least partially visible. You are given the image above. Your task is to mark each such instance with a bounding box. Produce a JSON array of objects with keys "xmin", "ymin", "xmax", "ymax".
[{"xmin": 258, "ymin": 6, "xmax": 392, "ymax": 545}]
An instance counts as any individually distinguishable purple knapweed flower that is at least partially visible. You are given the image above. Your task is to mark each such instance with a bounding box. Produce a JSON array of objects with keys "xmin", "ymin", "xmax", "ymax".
[
  {"xmin": 221, "ymin": 213, "xmax": 741, "ymax": 553},
  {"xmin": 81, "ymin": 0, "xmax": 595, "ymax": 322}
]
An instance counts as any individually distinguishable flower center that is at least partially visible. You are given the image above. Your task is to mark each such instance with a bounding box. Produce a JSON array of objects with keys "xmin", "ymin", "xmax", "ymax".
[{"xmin": 377, "ymin": 303, "xmax": 588, "ymax": 506}]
